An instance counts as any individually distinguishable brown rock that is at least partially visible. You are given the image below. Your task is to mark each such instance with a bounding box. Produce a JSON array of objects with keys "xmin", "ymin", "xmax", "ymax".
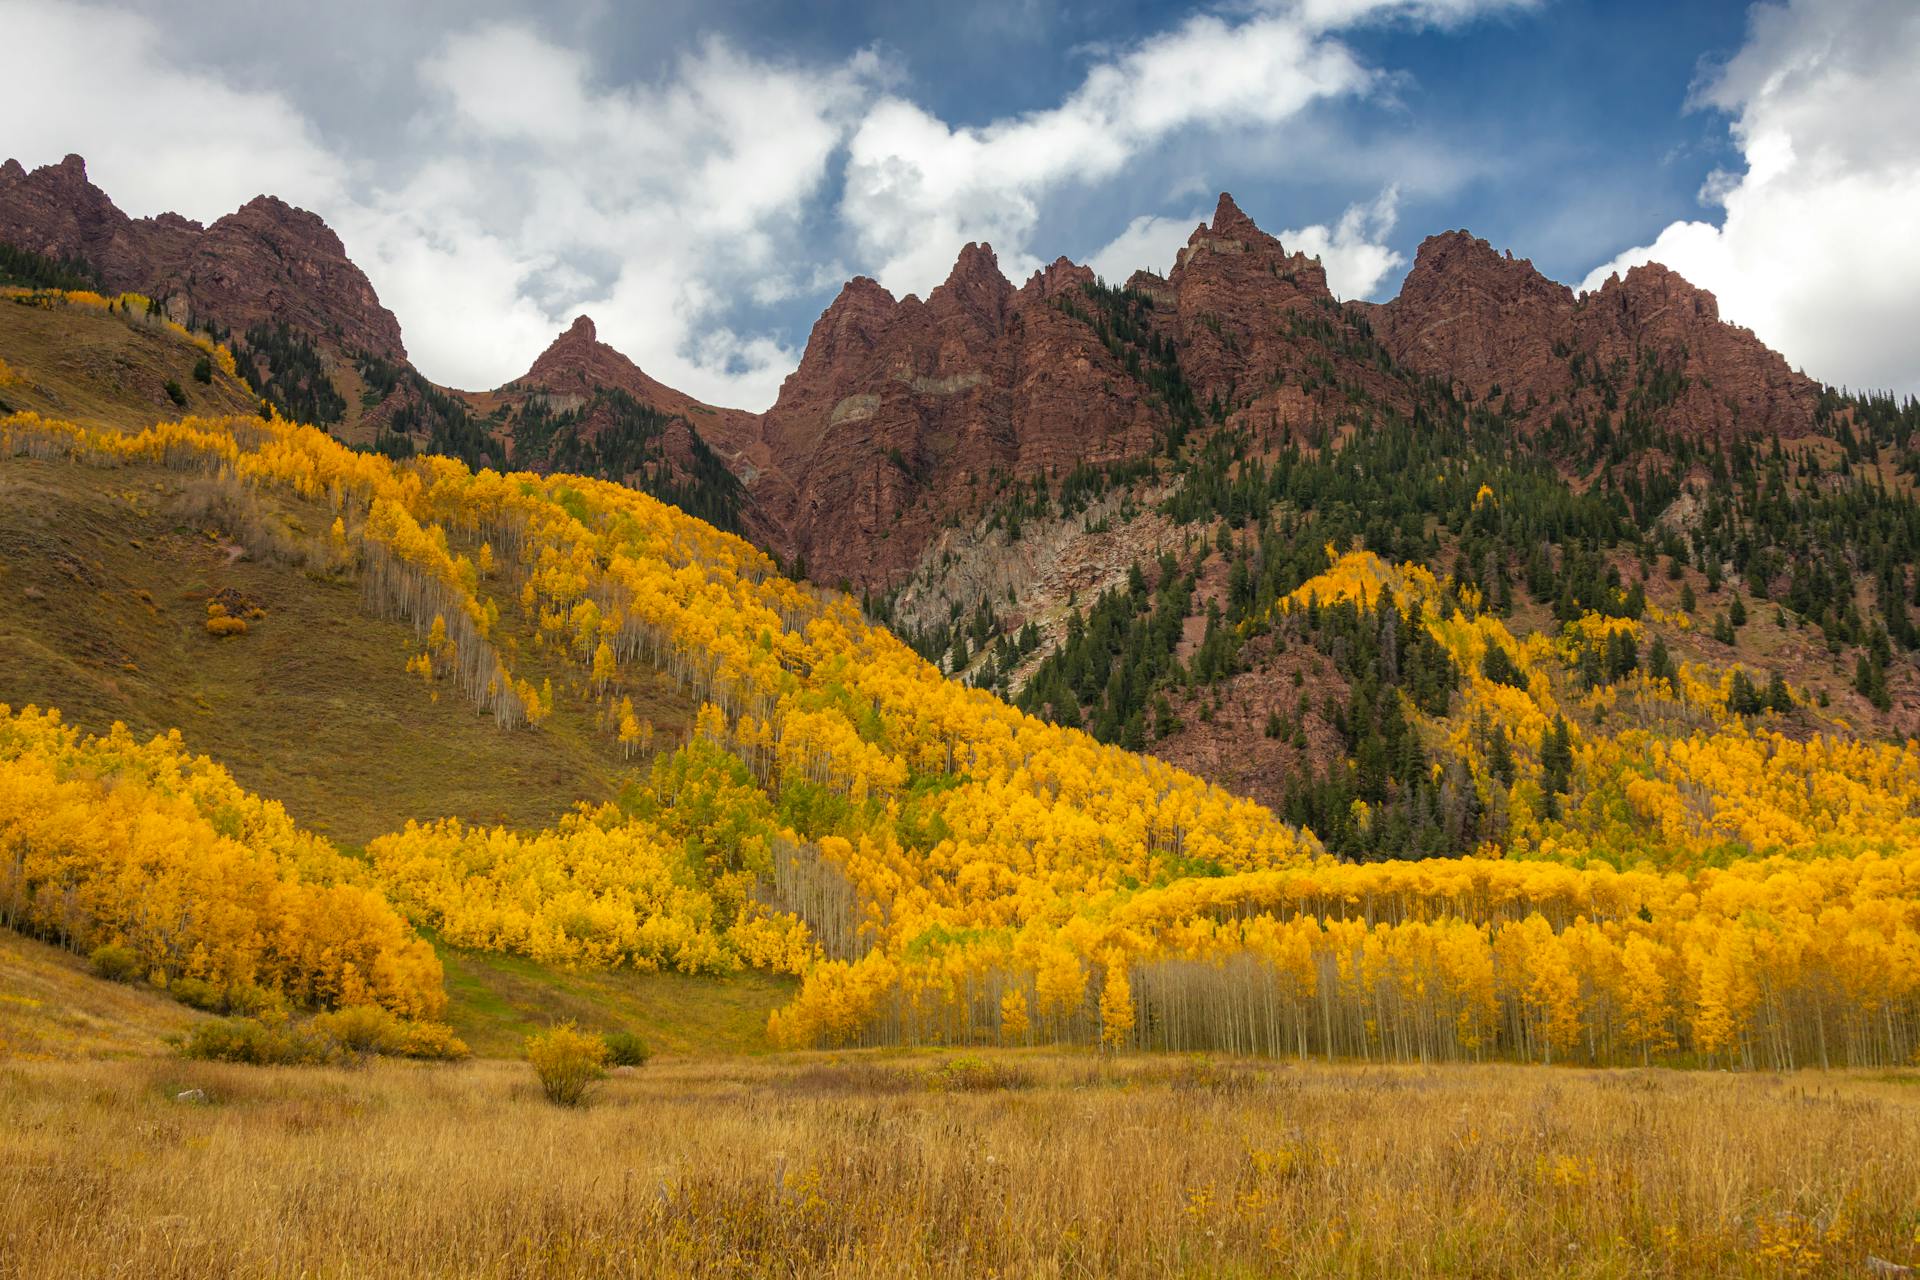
[
  {"xmin": 755, "ymin": 242, "xmax": 1164, "ymax": 586},
  {"xmin": 0, "ymin": 153, "xmax": 403, "ymax": 359},
  {"xmin": 1366, "ymin": 230, "xmax": 1819, "ymax": 439}
]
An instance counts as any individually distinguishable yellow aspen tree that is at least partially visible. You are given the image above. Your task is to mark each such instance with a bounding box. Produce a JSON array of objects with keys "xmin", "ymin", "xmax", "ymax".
[
  {"xmin": 1099, "ymin": 952, "xmax": 1134, "ymax": 1051},
  {"xmin": 1000, "ymin": 986, "xmax": 1031, "ymax": 1045}
]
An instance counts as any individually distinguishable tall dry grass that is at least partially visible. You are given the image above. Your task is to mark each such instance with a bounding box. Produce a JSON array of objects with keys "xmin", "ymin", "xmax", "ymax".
[{"xmin": 2, "ymin": 1051, "xmax": 1918, "ymax": 1277}]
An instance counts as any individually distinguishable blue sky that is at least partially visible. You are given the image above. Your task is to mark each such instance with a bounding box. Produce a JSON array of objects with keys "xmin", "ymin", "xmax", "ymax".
[{"xmin": 3, "ymin": 0, "xmax": 1914, "ymax": 403}]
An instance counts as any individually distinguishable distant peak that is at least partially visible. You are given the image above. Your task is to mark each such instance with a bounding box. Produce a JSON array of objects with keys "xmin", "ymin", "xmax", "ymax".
[
  {"xmin": 1, "ymin": 158, "xmax": 24, "ymax": 182},
  {"xmin": 57, "ymin": 153, "xmax": 87, "ymax": 177},
  {"xmin": 946, "ymin": 241, "xmax": 1007, "ymax": 287},
  {"xmin": 1023, "ymin": 255, "xmax": 1094, "ymax": 299},
  {"xmin": 565, "ymin": 314, "xmax": 598, "ymax": 343},
  {"xmin": 1210, "ymin": 192, "xmax": 1259, "ymax": 236}
]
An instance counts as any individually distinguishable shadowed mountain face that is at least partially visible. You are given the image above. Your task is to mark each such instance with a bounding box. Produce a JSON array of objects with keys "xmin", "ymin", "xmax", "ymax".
[{"xmin": 2, "ymin": 159, "xmax": 1828, "ymax": 589}]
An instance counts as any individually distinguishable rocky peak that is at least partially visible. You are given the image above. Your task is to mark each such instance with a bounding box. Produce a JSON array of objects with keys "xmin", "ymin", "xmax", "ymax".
[
  {"xmin": 1023, "ymin": 256, "xmax": 1096, "ymax": 301},
  {"xmin": 1397, "ymin": 230, "xmax": 1573, "ymax": 311},
  {"xmin": 0, "ymin": 154, "xmax": 404, "ymax": 359},
  {"xmin": 785, "ymin": 277, "xmax": 899, "ymax": 385},
  {"xmin": 523, "ymin": 314, "xmax": 608, "ymax": 385},
  {"xmin": 928, "ymin": 241, "xmax": 1014, "ymax": 337},
  {"xmin": 1373, "ymin": 229, "xmax": 1818, "ymax": 439},
  {"xmin": 1206, "ymin": 191, "xmax": 1263, "ymax": 242},
  {"xmin": 0, "ymin": 158, "xmax": 24, "ymax": 182}
]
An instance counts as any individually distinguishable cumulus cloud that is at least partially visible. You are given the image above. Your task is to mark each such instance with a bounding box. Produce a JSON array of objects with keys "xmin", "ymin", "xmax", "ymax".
[
  {"xmin": 1281, "ymin": 185, "xmax": 1405, "ymax": 299},
  {"xmin": 1085, "ymin": 212, "xmax": 1204, "ymax": 286},
  {"xmin": 0, "ymin": 0, "xmax": 345, "ymax": 219},
  {"xmin": 1579, "ymin": 0, "xmax": 1920, "ymax": 395},
  {"xmin": 3, "ymin": 0, "xmax": 1532, "ymax": 409},
  {"xmin": 843, "ymin": 9, "xmax": 1378, "ymax": 295},
  {"xmin": 380, "ymin": 25, "xmax": 880, "ymax": 405}
]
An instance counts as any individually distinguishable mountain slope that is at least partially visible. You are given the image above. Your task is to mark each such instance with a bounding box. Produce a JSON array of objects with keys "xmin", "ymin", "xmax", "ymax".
[{"xmin": 4, "ymin": 305, "xmax": 1920, "ymax": 1072}]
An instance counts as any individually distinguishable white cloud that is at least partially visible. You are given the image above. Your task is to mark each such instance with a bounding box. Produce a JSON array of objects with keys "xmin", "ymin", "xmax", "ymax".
[
  {"xmin": 1086, "ymin": 212, "xmax": 1204, "ymax": 285},
  {"xmin": 390, "ymin": 25, "xmax": 880, "ymax": 406},
  {"xmin": 3, "ymin": 0, "xmax": 1532, "ymax": 410},
  {"xmin": 1579, "ymin": 0, "xmax": 1920, "ymax": 395},
  {"xmin": 1281, "ymin": 184, "xmax": 1405, "ymax": 299},
  {"xmin": 0, "ymin": 0, "xmax": 345, "ymax": 219},
  {"xmin": 842, "ymin": 10, "xmax": 1377, "ymax": 296}
]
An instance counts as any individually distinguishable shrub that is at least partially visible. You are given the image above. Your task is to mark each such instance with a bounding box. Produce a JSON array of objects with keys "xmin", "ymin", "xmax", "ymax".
[
  {"xmin": 168, "ymin": 976, "xmax": 224, "ymax": 1011},
  {"xmin": 604, "ymin": 1030, "xmax": 651, "ymax": 1067},
  {"xmin": 389, "ymin": 1019, "xmax": 470, "ymax": 1060},
  {"xmin": 525, "ymin": 1023, "xmax": 609, "ymax": 1106},
  {"xmin": 927, "ymin": 1055, "xmax": 1033, "ymax": 1092},
  {"xmin": 222, "ymin": 982, "xmax": 280, "ymax": 1018},
  {"xmin": 177, "ymin": 1009, "xmax": 468, "ymax": 1065},
  {"xmin": 192, "ymin": 355, "xmax": 214, "ymax": 384},
  {"xmin": 179, "ymin": 1015, "xmax": 337, "ymax": 1066},
  {"xmin": 206, "ymin": 615, "xmax": 249, "ymax": 637},
  {"xmin": 164, "ymin": 378, "xmax": 187, "ymax": 407},
  {"xmin": 89, "ymin": 943, "xmax": 144, "ymax": 984},
  {"xmin": 309, "ymin": 1004, "xmax": 401, "ymax": 1054}
]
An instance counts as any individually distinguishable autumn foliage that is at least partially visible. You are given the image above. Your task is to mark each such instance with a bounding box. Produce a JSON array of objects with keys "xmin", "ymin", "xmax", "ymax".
[
  {"xmin": 0, "ymin": 705, "xmax": 445, "ymax": 1020},
  {"xmin": 5, "ymin": 407, "xmax": 1920, "ymax": 1071}
]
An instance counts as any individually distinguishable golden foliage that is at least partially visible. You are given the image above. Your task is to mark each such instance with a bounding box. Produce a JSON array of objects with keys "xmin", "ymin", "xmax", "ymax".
[{"xmin": 0, "ymin": 705, "xmax": 445, "ymax": 1018}]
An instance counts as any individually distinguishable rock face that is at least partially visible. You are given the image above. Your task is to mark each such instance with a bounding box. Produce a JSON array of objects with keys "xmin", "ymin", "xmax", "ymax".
[
  {"xmin": 4, "ymin": 158, "xmax": 1834, "ymax": 586},
  {"xmin": 0, "ymin": 154, "xmax": 404, "ymax": 359},
  {"xmin": 752, "ymin": 195, "xmax": 1416, "ymax": 587},
  {"xmin": 1366, "ymin": 230, "xmax": 1820, "ymax": 440},
  {"xmin": 756, "ymin": 244, "xmax": 1164, "ymax": 585}
]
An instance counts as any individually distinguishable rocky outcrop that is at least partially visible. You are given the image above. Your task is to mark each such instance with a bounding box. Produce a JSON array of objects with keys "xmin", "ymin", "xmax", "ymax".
[
  {"xmin": 496, "ymin": 313, "xmax": 767, "ymax": 470},
  {"xmin": 755, "ymin": 243, "xmax": 1166, "ymax": 586},
  {"xmin": 0, "ymin": 154, "xmax": 404, "ymax": 359},
  {"xmin": 1366, "ymin": 230, "xmax": 1820, "ymax": 439}
]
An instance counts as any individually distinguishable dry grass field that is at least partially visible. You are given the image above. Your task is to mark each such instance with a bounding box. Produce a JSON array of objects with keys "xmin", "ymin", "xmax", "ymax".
[{"xmin": 4, "ymin": 1046, "xmax": 1919, "ymax": 1279}]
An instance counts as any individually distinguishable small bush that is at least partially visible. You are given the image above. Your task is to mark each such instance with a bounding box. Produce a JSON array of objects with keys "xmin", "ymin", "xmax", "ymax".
[
  {"xmin": 927, "ymin": 1055, "xmax": 1033, "ymax": 1092},
  {"xmin": 206, "ymin": 615, "xmax": 249, "ymax": 637},
  {"xmin": 192, "ymin": 355, "xmax": 213, "ymax": 384},
  {"xmin": 168, "ymin": 976, "xmax": 224, "ymax": 1011},
  {"xmin": 390, "ymin": 1019, "xmax": 470, "ymax": 1060},
  {"xmin": 177, "ymin": 1007, "xmax": 467, "ymax": 1065},
  {"xmin": 309, "ymin": 1004, "xmax": 400, "ymax": 1054},
  {"xmin": 89, "ymin": 943, "xmax": 144, "ymax": 984},
  {"xmin": 179, "ymin": 1016, "xmax": 336, "ymax": 1066},
  {"xmin": 526, "ymin": 1022, "xmax": 609, "ymax": 1106},
  {"xmin": 164, "ymin": 378, "xmax": 187, "ymax": 407},
  {"xmin": 604, "ymin": 1030, "xmax": 651, "ymax": 1067},
  {"xmin": 222, "ymin": 982, "xmax": 280, "ymax": 1018},
  {"xmin": 306, "ymin": 1004, "xmax": 469, "ymax": 1060}
]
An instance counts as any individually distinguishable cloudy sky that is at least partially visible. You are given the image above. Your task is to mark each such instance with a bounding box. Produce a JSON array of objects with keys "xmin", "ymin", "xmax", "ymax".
[{"xmin": 2, "ymin": 0, "xmax": 1913, "ymax": 406}]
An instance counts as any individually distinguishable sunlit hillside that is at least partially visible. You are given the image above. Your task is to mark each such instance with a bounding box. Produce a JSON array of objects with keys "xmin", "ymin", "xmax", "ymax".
[{"xmin": 2, "ymin": 292, "xmax": 1917, "ymax": 1075}]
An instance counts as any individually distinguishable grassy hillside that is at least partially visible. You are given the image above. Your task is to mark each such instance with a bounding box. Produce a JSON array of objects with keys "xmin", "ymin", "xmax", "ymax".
[
  {"xmin": 0, "ymin": 290, "xmax": 259, "ymax": 426},
  {"xmin": 437, "ymin": 944, "xmax": 791, "ymax": 1057},
  {"xmin": 0, "ymin": 454, "xmax": 683, "ymax": 843},
  {"xmin": 0, "ymin": 929, "xmax": 196, "ymax": 1058}
]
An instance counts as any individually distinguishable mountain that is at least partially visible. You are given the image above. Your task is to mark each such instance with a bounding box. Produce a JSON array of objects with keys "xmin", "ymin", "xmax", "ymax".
[
  {"xmin": 8, "ymin": 157, "xmax": 1914, "ymax": 782},
  {"xmin": 476, "ymin": 315, "xmax": 764, "ymax": 535},
  {"xmin": 1365, "ymin": 229, "xmax": 1821, "ymax": 440},
  {"xmin": 754, "ymin": 246, "xmax": 1166, "ymax": 584},
  {"xmin": 0, "ymin": 154, "xmax": 404, "ymax": 359}
]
